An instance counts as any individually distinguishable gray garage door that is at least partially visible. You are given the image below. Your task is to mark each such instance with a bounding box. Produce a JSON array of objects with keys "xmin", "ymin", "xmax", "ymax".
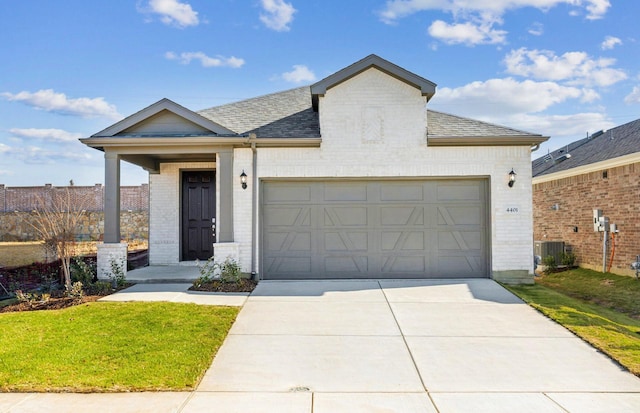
[{"xmin": 261, "ymin": 180, "xmax": 488, "ymax": 279}]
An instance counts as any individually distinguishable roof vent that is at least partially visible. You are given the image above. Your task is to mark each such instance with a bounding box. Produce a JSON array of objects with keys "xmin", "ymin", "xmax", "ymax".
[{"xmin": 555, "ymin": 153, "xmax": 571, "ymax": 162}]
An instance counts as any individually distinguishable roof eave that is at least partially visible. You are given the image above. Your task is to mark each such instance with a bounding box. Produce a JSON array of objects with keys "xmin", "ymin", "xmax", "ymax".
[
  {"xmin": 427, "ymin": 135, "xmax": 549, "ymax": 147},
  {"xmin": 80, "ymin": 136, "xmax": 322, "ymax": 151}
]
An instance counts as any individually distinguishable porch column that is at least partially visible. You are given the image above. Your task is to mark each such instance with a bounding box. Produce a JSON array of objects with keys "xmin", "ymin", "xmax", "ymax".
[
  {"xmin": 97, "ymin": 151, "xmax": 127, "ymax": 280},
  {"xmin": 218, "ymin": 149, "xmax": 234, "ymax": 242},
  {"xmin": 104, "ymin": 151, "xmax": 121, "ymax": 243}
]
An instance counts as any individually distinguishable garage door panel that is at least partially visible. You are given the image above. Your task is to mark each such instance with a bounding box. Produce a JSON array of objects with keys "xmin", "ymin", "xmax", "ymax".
[
  {"xmin": 264, "ymin": 257, "xmax": 312, "ymax": 275},
  {"xmin": 437, "ymin": 184, "xmax": 482, "ymax": 201},
  {"xmin": 323, "ymin": 183, "xmax": 368, "ymax": 201},
  {"xmin": 324, "ymin": 256, "xmax": 368, "ymax": 273},
  {"xmin": 324, "ymin": 232, "xmax": 368, "ymax": 251},
  {"xmin": 382, "ymin": 255, "xmax": 426, "ymax": 272},
  {"xmin": 264, "ymin": 184, "xmax": 312, "ymax": 202},
  {"xmin": 379, "ymin": 183, "xmax": 424, "ymax": 201},
  {"xmin": 324, "ymin": 207, "xmax": 368, "ymax": 226},
  {"xmin": 380, "ymin": 206, "xmax": 423, "ymax": 226},
  {"xmin": 262, "ymin": 180, "xmax": 488, "ymax": 279},
  {"xmin": 381, "ymin": 231, "xmax": 425, "ymax": 251},
  {"xmin": 438, "ymin": 231, "xmax": 482, "ymax": 251},
  {"xmin": 437, "ymin": 256, "xmax": 484, "ymax": 277},
  {"xmin": 437, "ymin": 205, "xmax": 482, "ymax": 226},
  {"xmin": 264, "ymin": 207, "xmax": 311, "ymax": 227},
  {"xmin": 264, "ymin": 231, "xmax": 312, "ymax": 252}
]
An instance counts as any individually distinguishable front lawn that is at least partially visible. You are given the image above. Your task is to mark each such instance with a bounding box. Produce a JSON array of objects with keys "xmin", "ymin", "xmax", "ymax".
[
  {"xmin": 505, "ymin": 269, "xmax": 640, "ymax": 376},
  {"xmin": 0, "ymin": 302, "xmax": 238, "ymax": 392}
]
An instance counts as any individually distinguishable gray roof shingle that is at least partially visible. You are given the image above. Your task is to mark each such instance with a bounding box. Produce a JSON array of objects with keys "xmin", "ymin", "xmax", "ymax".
[
  {"xmin": 532, "ymin": 118, "xmax": 640, "ymax": 177},
  {"xmin": 198, "ymin": 87, "xmax": 542, "ymax": 141},
  {"xmin": 427, "ymin": 110, "xmax": 540, "ymax": 137},
  {"xmin": 198, "ymin": 87, "xmax": 320, "ymax": 138}
]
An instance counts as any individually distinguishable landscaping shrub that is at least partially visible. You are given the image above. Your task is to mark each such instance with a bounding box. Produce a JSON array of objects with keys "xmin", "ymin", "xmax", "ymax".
[{"xmin": 543, "ymin": 255, "xmax": 557, "ymax": 274}]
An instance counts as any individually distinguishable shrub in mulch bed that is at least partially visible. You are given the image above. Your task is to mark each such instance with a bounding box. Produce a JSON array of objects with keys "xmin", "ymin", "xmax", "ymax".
[{"xmin": 189, "ymin": 279, "xmax": 258, "ymax": 293}]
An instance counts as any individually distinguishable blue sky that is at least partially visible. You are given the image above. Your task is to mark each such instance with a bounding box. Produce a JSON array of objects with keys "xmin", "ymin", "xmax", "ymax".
[{"xmin": 1, "ymin": 0, "xmax": 638, "ymax": 186}]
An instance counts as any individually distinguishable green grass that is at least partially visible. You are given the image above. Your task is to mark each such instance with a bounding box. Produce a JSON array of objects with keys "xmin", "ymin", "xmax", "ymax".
[
  {"xmin": 534, "ymin": 267, "xmax": 640, "ymax": 319},
  {"xmin": 505, "ymin": 270, "xmax": 640, "ymax": 376},
  {"xmin": 0, "ymin": 302, "xmax": 238, "ymax": 392}
]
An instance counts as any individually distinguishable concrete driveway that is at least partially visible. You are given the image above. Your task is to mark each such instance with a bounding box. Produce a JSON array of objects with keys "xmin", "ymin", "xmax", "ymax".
[
  {"xmin": 194, "ymin": 279, "xmax": 640, "ymax": 412},
  {"xmin": 5, "ymin": 279, "xmax": 640, "ymax": 412}
]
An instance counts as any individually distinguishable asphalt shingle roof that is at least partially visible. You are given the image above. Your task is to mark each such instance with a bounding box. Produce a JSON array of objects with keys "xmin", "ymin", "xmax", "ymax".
[
  {"xmin": 426, "ymin": 110, "xmax": 540, "ymax": 137},
  {"xmin": 532, "ymin": 118, "xmax": 640, "ymax": 177},
  {"xmin": 198, "ymin": 86, "xmax": 541, "ymax": 141},
  {"xmin": 198, "ymin": 87, "xmax": 320, "ymax": 138}
]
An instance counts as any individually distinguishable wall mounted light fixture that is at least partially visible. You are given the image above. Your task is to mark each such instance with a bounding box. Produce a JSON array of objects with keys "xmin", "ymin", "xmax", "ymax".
[
  {"xmin": 240, "ymin": 170, "xmax": 248, "ymax": 190},
  {"xmin": 508, "ymin": 169, "xmax": 516, "ymax": 187}
]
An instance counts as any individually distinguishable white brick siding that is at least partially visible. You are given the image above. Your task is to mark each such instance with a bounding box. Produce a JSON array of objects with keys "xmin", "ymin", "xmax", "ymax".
[
  {"xmin": 148, "ymin": 68, "xmax": 535, "ymax": 279},
  {"xmin": 149, "ymin": 161, "xmax": 215, "ymax": 265}
]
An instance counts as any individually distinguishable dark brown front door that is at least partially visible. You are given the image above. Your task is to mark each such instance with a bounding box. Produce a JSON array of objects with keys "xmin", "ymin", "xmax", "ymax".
[{"xmin": 182, "ymin": 171, "xmax": 216, "ymax": 260}]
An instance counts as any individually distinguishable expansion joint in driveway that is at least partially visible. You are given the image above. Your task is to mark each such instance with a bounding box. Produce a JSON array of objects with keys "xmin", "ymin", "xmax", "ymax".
[{"xmin": 377, "ymin": 280, "xmax": 430, "ymax": 395}]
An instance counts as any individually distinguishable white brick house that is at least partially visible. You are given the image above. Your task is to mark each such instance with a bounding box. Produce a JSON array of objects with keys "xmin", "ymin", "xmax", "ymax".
[{"xmin": 82, "ymin": 55, "xmax": 547, "ymax": 284}]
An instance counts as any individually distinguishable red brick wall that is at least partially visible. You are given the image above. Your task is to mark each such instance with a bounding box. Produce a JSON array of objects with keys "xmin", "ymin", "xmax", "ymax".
[
  {"xmin": 0, "ymin": 184, "xmax": 149, "ymax": 212},
  {"xmin": 533, "ymin": 162, "xmax": 640, "ymax": 276}
]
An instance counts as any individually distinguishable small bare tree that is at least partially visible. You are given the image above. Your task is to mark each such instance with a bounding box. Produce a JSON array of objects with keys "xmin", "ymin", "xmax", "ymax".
[{"xmin": 17, "ymin": 186, "xmax": 92, "ymax": 290}]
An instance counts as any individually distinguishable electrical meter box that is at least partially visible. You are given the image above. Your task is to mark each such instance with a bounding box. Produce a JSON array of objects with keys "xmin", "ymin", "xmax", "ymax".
[{"xmin": 593, "ymin": 209, "xmax": 602, "ymax": 232}]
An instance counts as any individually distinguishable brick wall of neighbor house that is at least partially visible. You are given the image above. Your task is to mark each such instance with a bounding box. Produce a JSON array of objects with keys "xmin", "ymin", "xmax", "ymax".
[
  {"xmin": 533, "ymin": 162, "xmax": 640, "ymax": 276},
  {"xmin": 0, "ymin": 184, "xmax": 149, "ymax": 242},
  {"xmin": 246, "ymin": 68, "xmax": 536, "ymax": 281}
]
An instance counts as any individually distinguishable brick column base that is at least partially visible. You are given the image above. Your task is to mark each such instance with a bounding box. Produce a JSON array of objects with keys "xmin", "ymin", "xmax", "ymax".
[{"xmin": 97, "ymin": 242, "xmax": 128, "ymax": 281}]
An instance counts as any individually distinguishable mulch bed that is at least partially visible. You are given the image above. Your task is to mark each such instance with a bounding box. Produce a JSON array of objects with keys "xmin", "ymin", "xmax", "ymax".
[
  {"xmin": 189, "ymin": 279, "xmax": 258, "ymax": 293},
  {"xmin": 0, "ymin": 283, "xmax": 134, "ymax": 313},
  {"xmin": 0, "ymin": 295, "xmax": 102, "ymax": 313}
]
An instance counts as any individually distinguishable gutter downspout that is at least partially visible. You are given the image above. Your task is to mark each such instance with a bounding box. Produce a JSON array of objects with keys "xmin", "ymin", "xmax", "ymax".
[
  {"xmin": 531, "ymin": 143, "xmax": 540, "ymax": 152},
  {"xmin": 249, "ymin": 134, "xmax": 259, "ymax": 280}
]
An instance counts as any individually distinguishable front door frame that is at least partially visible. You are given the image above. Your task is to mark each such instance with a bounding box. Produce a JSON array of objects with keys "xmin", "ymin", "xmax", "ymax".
[{"xmin": 180, "ymin": 169, "xmax": 216, "ymax": 261}]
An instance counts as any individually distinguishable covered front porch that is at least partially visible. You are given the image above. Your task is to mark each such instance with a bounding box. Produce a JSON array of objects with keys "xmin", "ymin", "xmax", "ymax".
[{"xmin": 80, "ymin": 99, "xmax": 245, "ymax": 280}]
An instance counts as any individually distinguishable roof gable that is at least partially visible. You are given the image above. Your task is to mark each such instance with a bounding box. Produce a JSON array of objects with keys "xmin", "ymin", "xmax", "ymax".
[
  {"xmin": 92, "ymin": 98, "xmax": 235, "ymax": 137},
  {"xmin": 310, "ymin": 54, "xmax": 436, "ymax": 109}
]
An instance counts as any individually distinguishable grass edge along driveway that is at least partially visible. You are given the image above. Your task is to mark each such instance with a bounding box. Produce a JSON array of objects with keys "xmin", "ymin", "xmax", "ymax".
[
  {"xmin": 505, "ymin": 274, "xmax": 640, "ymax": 377},
  {"xmin": 0, "ymin": 301, "xmax": 239, "ymax": 392}
]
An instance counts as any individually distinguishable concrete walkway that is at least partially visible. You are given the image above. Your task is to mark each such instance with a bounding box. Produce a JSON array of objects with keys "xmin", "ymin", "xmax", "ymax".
[{"xmin": 3, "ymin": 279, "xmax": 640, "ymax": 412}]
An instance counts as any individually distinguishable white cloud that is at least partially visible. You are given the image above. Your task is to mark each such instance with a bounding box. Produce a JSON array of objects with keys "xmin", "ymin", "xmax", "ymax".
[
  {"xmin": 514, "ymin": 112, "xmax": 615, "ymax": 140},
  {"xmin": 528, "ymin": 22, "xmax": 544, "ymax": 36},
  {"xmin": 503, "ymin": 48, "xmax": 627, "ymax": 87},
  {"xmin": 0, "ymin": 143, "xmax": 10, "ymax": 153},
  {"xmin": 625, "ymin": 86, "xmax": 640, "ymax": 104},
  {"xmin": 584, "ymin": 0, "xmax": 611, "ymax": 20},
  {"xmin": 433, "ymin": 78, "xmax": 583, "ymax": 117},
  {"xmin": 260, "ymin": 0, "xmax": 296, "ymax": 32},
  {"xmin": 2, "ymin": 89, "xmax": 121, "ymax": 120},
  {"xmin": 9, "ymin": 128, "xmax": 82, "ymax": 143},
  {"xmin": 0, "ymin": 169, "xmax": 13, "ymax": 176},
  {"xmin": 144, "ymin": 0, "xmax": 199, "ymax": 28},
  {"xmin": 281, "ymin": 65, "xmax": 316, "ymax": 83},
  {"xmin": 378, "ymin": 0, "xmax": 611, "ymax": 45},
  {"xmin": 428, "ymin": 20, "xmax": 506, "ymax": 45},
  {"xmin": 165, "ymin": 52, "xmax": 245, "ymax": 68},
  {"xmin": 429, "ymin": 76, "xmax": 616, "ymax": 142},
  {"xmin": 379, "ymin": 0, "xmax": 611, "ymax": 23},
  {"xmin": 3, "ymin": 145, "xmax": 93, "ymax": 165},
  {"xmin": 601, "ymin": 35, "xmax": 622, "ymax": 50}
]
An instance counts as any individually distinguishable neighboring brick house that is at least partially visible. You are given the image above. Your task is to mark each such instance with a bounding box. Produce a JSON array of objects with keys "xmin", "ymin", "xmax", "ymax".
[
  {"xmin": 532, "ymin": 118, "xmax": 640, "ymax": 276},
  {"xmin": 82, "ymin": 55, "xmax": 547, "ymax": 283}
]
